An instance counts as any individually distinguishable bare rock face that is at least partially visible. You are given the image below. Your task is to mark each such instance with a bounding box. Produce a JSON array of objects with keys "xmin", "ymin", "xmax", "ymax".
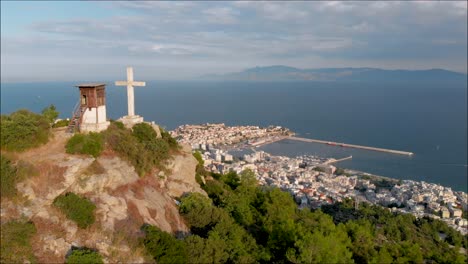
[
  {"xmin": 3, "ymin": 130, "xmax": 204, "ymax": 262},
  {"xmin": 165, "ymin": 144, "xmax": 207, "ymax": 198}
]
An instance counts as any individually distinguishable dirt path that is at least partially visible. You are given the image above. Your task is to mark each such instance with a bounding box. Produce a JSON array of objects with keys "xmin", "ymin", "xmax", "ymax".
[{"xmin": 17, "ymin": 128, "xmax": 71, "ymax": 163}]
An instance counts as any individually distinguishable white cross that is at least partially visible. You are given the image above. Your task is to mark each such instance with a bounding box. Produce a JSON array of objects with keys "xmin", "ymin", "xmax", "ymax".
[{"xmin": 115, "ymin": 67, "xmax": 146, "ymax": 117}]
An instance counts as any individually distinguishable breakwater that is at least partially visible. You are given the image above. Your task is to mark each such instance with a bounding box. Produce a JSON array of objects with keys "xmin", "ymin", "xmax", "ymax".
[{"xmin": 289, "ymin": 136, "xmax": 414, "ymax": 156}]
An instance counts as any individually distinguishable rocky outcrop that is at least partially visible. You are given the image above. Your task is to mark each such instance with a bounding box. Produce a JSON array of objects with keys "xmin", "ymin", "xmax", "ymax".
[
  {"xmin": 1, "ymin": 130, "xmax": 204, "ymax": 263},
  {"xmin": 165, "ymin": 144, "xmax": 207, "ymax": 198}
]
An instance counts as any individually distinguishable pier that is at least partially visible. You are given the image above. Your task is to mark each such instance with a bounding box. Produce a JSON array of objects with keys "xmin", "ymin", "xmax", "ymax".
[
  {"xmin": 324, "ymin": 155, "xmax": 353, "ymax": 165},
  {"xmin": 289, "ymin": 136, "xmax": 414, "ymax": 156},
  {"xmin": 251, "ymin": 136, "xmax": 289, "ymax": 147}
]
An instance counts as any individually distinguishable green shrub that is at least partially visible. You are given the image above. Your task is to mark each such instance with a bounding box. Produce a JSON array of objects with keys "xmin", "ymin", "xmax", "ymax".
[
  {"xmin": 112, "ymin": 120, "xmax": 126, "ymax": 129},
  {"xmin": 0, "ymin": 220, "xmax": 37, "ymax": 263},
  {"xmin": 103, "ymin": 122, "xmax": 179, "ymax": 176},
  {"xmin": 53, "ymin": 119, "xmax": 70, "ymax": 128},
  {"xmin": 66, "ymin": 248, "xmax": 104, "ymax": 264},
  {"xmin": 0, "ymin": 154, "xmax": 17, "ymax": 198},
  {"xmin": 53, "ymin": 192, "xmax": 96, "ymax": 228},
  {"xmin": 132, "ymin": 122, "xmax": 157, "ymax": 142},
  {"xmin": 104, "ymin": 123, "xmax": 152, "ymax": 176},
  {"xmin": 1, "ymin": 109, "xmax": 50, "ymax": 151},
  {"xmin": 193, "ymin": 151, "xmax": 204, "ymax": 166},
  {"xmin": 141, "ymin": 225, "xmax": 187, "ymax": 263},
  {"xmin": 160, "ymin": 128, "xmax": 179, "ymax": 149},
  {"xmin": 66, "ymin": 132, "xmax": 104, "ymax": 158}
]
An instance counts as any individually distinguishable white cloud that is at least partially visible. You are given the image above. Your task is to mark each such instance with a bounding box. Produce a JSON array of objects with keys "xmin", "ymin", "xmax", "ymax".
[
  {"xmin": 1, "ymin": 0, "xmax": 467, "ymax": 81},
  {"xmin": 203, "ymin": 7, "xmax": 238, "ymax": 24}
]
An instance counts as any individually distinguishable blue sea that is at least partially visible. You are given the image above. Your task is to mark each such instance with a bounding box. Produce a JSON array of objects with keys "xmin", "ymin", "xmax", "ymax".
[{"xmin": 1, "ymin": 80, "xmax": 467, "ymax": 192}]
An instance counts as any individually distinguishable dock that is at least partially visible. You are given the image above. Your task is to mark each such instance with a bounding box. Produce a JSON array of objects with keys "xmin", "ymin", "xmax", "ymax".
[
  {"xmin": 251, "ymin": 136, "xmax": 289, "ymax": 147},
  {"xmin": 324, "ymin": 155, "xmax": 353, "ymax": 165},
  {"xmin": 289, "ymin": 136, "xmax": 414, "ymax": 156}
]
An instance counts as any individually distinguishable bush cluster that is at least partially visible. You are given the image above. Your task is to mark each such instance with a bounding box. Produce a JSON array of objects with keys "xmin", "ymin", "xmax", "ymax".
[
  {"xmin": 103, "ymin": 122, "xmax": 179, "ymax": 176},
  {"xmin": 53, "ymin": 192, "xmax": 96, "ymax": 228},
  {"xmin": 141, "ymin": 169, "xmax": 467, "ymax": 264},
  {"xmin": 66, "ymin": 248, "xmax": 103, "ymax": 264},
  {"xmin": 66, "ymin": 132, "xmax": 104, "ymax": 158},
  {"xmin": 1, "ymin": 109, "xmax": 50, "ymax": 151},
  {"xmin": 0, "ymin": 220, "xmax": 37, "ymax": 263}
]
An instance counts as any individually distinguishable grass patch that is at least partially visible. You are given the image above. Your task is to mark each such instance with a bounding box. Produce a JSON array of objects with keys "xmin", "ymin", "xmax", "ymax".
[
  {"xmin": 66, "ymin": 248, "xmax": 103, "ymax": 264},
  {"xmin": 16, "ymin": 160, "xmax": 39, "ymax": 180},
  {"xmin": 0, "ymin": 219, "xmax": 37, "ymax": 263},
  {"xmin": 53, "ymin": 192, "xmax": 96, "ymax": 228},
  {"xmin": 66, "ymin": 132, "xmax": 104, "ymax": 158},
  {"xmin": 83, "ymin": 160, "xmax": 106, "ymax": 176}
]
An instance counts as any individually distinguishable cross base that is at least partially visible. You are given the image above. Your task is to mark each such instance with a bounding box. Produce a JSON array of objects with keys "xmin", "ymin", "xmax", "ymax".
[
  {"xmin": 80, "ymin": 121, "xmax": 111, "ymax": 133},
  {"xmin": 118, "ymin": 115, "xmax": 144, "ymax": 129}
]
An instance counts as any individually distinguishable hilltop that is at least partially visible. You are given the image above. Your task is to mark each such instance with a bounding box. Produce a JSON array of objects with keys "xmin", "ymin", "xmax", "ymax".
[
  {"xmin": 201, "ymin": 65, "xmax": 467, "ymax": 82},
  {"xmin": 0, "ymin": 110, "xmax": 205, "ymax": 262}
]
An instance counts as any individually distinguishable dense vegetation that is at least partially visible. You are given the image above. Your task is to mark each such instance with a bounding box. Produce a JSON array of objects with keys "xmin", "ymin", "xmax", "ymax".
[
  {"xmin": 66, "ymin": 248, "xmax": 104, "ymax": 264},
  {"xmin": 142, "ymin": 168, "xmax": 467, "ymax": 263},
  {"xmin": 102, "ymin": 122, "xmax": 179, "ymax": 176},
  {"xmin": 0, "ymin": 109, "xmax": 52, "ymax": 151},
  {"xmin": 63, "ymin": 121, "xmax": 180, "ymax": 176},
  {"xmin": 53, "ymin": 192, "xmax": 96, "ymax": 229},
  {"xmin": 1, "ymin": 154, "xmax": 17, "ymax": 198},
  {"xmin": 66, "ymin": 132, "xmax": 104, "ymax": 158},
  {"xmin": 0, "ymin": 220, "xmax": 37, "ymax": 263}
]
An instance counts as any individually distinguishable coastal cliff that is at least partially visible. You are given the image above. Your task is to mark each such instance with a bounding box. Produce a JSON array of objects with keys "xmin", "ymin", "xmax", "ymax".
[{"xmin": 1, "ymin": 129, "xmax": 205, "ymax": 263}]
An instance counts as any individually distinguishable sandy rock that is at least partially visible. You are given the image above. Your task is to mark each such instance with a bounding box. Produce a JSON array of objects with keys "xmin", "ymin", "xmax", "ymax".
[
  {"xmin": 70, "ymin": 157, "xmax": 139, "ymax": 194},
  {"xmin": 165, "ymin": 144, "xmax": 206, "ymax": 198},
  {"xmin": 42, "ymin": 235, "xmax": 71, "ymax": 258},
  {"xmin": 46, "ymin": 157, "xmax": 94, "ymax": 200},
  {"xmin": 96, "ymin": 193, "xmax": 128, "ymax": 231}
]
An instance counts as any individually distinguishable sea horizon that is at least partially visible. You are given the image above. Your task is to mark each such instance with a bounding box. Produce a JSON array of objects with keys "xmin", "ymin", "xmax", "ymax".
[{"xmin": 1, "ymin": 79, "xmax": 467, "ymax": 192}]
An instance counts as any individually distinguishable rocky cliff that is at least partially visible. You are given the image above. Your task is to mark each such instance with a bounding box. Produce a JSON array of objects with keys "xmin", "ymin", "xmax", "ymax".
[{"xmin": 0, "ymin": 129, "xmax": 205, "ymax": 262}]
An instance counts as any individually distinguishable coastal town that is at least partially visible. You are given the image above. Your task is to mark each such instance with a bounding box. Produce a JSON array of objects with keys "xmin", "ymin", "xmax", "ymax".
[{"xmin": 171, "ymin": 123, "xmax": 468, "ymax": 235}]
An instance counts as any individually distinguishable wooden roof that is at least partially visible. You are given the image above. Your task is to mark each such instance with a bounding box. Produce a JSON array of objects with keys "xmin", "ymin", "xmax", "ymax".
[{"xmin": 75, "ymin": 83, "xmax": 106, "ymax": 88}]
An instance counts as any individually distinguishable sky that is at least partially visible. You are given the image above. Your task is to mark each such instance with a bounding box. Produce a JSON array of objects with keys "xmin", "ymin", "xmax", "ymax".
[{"xmin": 1, "ymin": 1, "xmax": 467, "ymax": 82}]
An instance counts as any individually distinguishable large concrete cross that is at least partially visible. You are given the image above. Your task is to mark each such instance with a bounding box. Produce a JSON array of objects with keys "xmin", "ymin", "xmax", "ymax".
[{"xmin": 115, "ymin": 67, "xmax": 145, "ymax": 117}]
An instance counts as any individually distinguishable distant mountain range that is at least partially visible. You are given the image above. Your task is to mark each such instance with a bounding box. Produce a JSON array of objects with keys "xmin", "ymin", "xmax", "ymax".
[{"xmin": 200, "ymin": 65, "xmax": 467, "ymax": 82}]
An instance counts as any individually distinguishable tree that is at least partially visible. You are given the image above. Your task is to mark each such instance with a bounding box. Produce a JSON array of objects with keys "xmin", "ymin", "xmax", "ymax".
[
  {"xmin": 41, "ymin": 104, "xmax": 59, "ymax": 125},
  {"xmin": 141, "ymin": 225, "xmax": 187, "ymax": 264},
  {"xmin": 179, "ymin": 193, "xmax": 226, "ymax": 236}
]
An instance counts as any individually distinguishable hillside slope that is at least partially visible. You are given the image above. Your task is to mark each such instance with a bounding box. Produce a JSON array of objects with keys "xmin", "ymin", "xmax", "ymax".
[{"xmin": 1, "ymin": 129, "xmax": 205, "ymax": 262}]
